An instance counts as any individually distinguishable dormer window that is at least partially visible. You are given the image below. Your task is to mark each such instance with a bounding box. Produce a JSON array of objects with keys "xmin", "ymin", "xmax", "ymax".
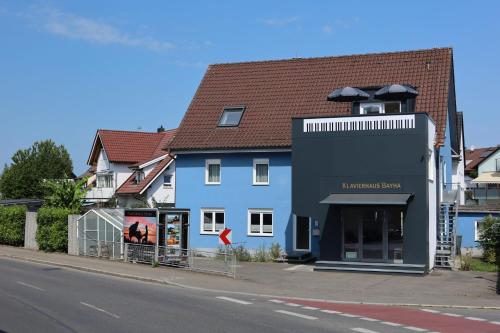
[
  {"xmin": 134, "ymin": 170, "xmax": 145, "ymax": 184},
  {"xmin": 360, "ymin": 101, "xmax": 401, "ymax": 115},
  {"xmin": 218, "ymin": 107, "xmax": 245, "ymax": 127}
]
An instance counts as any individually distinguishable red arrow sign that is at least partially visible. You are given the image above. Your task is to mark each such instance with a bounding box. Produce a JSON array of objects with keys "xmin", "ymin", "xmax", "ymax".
[{"xmin": 218, "ymin": 228, "xmax": 232, "ymax": 245}]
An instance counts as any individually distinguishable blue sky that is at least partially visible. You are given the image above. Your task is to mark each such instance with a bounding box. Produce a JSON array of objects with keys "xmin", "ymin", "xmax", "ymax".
[{"xmin": 0, "ymin": 1, "xmax": 499, "ymax": 174}]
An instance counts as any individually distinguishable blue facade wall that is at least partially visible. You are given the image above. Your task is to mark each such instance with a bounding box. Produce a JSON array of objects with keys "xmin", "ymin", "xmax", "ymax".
[
  {"xmin": 458, "ymin": 212, "xmax": 499, "ymax": 248},
  {"xmin": 439, "ymin": 115, "xmax": 453, "ymax": 184},
  {"xmin": 175, "ymin": 152, "xmax": 299, "ymax": 252}
]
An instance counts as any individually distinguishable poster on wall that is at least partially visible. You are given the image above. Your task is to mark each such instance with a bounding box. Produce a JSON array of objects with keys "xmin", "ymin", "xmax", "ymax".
[
  {"xmin": 123, "ymin": 209, "xmax": 157, "ymax": 245},
  {"xmin": 166, "ymin": 214, "xmax": 181, "ymax": 248}
]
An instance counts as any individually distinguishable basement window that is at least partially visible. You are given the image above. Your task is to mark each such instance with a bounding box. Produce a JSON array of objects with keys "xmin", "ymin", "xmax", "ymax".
[{"xmin": 218, "ymin": 107, "xmax": 245, "ymax": 127}]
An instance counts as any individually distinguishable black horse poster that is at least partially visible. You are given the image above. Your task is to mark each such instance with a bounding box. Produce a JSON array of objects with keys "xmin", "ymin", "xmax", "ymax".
[{"xmin": 123, "ymin": 209, "xmax": 157, "ymax": 245}]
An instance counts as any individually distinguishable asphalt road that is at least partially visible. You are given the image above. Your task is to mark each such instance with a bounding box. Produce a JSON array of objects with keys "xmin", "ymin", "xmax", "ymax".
[{"xmin": 0, "ymin": 257, "xmax": 499, "ymax": 333}]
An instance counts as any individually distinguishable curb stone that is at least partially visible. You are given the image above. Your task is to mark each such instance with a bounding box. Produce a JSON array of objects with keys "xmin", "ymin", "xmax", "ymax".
[{"xmin": 2, "ymin": 253, "xmax": 499, "ymax": 311}]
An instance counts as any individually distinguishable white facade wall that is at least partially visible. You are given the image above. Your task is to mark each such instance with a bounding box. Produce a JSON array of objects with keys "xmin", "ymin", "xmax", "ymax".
[
  {"xmin": 96, "ymin": 150, "xmax": 110, "ymax": 172},
  {"xmin": 146, "ymin": 160, "xmax": 175, "ymax": 206},
  {"xmin": 110, "ymin": 162, "xmax": 133, "ymax": 190},
  {"xmin": 478, "ymin": 149, "xmax": 500, "ymax": 174},
  {"xmin": 451, "ymin": 131, "xmax": 466, "ymax": 204},
  {"xmin": 427, "ymin": 119, "xmax": 437, "ymax": 270}
]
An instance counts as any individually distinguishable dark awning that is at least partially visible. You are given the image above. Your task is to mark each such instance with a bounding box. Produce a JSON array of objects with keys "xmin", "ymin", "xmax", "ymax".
[
  {"xmin": 327, "ymin": 87, "xmax": 370, "ymax": 102},
  {"xmin": 320, "ymin": 193, "xmax": 412, "ymax": 205}
]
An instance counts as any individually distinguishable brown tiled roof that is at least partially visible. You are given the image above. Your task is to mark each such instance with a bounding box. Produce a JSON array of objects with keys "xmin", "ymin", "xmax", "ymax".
[
  {"xmin": 116, "ymin": 157, "xmax": 173, "ymax": 195},
  {"xmin": 169, "ymin": 48, "xmax": 453, "ymax": 151},
  {"xmin": 465, "ymin": 146, "xmax": 498, "ymax": 173},
  {"xmin": 88, "ymin": 129, "xmax": 176, "ymax": 165}
]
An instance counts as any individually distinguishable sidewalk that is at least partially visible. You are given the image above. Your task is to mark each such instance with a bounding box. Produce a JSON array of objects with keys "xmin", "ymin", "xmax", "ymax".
[{"xmin": 1, "ymin": 245, "xmax": 498, "ymax": 309}]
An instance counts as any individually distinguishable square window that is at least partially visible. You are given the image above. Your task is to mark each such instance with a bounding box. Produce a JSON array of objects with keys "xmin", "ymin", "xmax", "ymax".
[
  {"xmin": 248, "ymin": 210, "xmax": 273, "ymax": 236},
  {"xmin": 163, "ymin": 175, "xmax": 172, "ymax": 186},
  {"xmin": 218, "ymin": 107, "xmax": 245, "ymax": 127},
  {"xmin": 253, "ymin": 159, "xmax": 269, "ymax": 185},
  {"xmin": 205, "ymin": 159, "xmax": 221, "ymax": 184},
  {"xmin": 201, "ymin": 209, "xmax": 225, "ymax": 234}
]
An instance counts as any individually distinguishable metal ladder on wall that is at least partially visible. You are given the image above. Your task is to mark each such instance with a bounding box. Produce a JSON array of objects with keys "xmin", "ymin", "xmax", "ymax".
[{"xmin": 435, "ymin": 203, "xmax": 457, "ymax": 269}]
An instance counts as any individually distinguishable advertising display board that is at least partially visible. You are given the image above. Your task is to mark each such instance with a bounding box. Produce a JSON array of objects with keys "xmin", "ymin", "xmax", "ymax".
[
  {"xmin": 123, "ymin": 209, "xmax": 157, "ymax": 245},
  {"xmin": 166, "ymin": 213, "xmax": 181, "ymax": 248}
]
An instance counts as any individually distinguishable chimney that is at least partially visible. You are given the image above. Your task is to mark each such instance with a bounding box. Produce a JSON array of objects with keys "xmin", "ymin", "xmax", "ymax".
[{"xmin": 157, "ymin": 125, "xmax": 165, "ymax": 133}]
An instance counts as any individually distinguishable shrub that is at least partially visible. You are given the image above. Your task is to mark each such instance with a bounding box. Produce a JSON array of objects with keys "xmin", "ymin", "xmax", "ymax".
[
  {"xmin": 0, "ymin": 205, "xmax": 26, "ymax": 246},
  {"xmin": 477, "ymin": 215, "xmax": 500, "ymax": 264},
  {"xmin": 253, "ymin": 244, "xmax": 270, "ymax": 262},
  {"xmin": 269, "ymin": 242, "xmax": 282, "ymax": 260},
  {"xmin": 36, "ymin": 207, "xmax": 73, "ymax": 252},
  {"xmin": 460, "ymin": 249, "xmax": 473, "ymax": 271},
  {"xmin": 233, "ymin": 244, "xmax": 251, "ymax": 262}
]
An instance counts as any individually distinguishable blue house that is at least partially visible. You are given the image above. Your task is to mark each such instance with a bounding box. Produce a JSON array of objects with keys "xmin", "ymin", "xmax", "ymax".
[
  {"xmin": 458, "ymin": 206, "xmax": 500, "ymax": 256},
  {"xmin": 169, "ymin": 48, "xmax": 465, "ymax": 272}
]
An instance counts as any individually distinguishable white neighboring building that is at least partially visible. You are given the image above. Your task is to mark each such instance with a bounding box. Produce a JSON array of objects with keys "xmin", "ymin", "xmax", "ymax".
[{"xmin": 84, "ymin": 128, "xmax": 177, "ymax": 208}]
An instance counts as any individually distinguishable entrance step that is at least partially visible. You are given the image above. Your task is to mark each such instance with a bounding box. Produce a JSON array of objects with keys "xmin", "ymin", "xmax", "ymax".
[
  {"xmin": 314, "ymin": 261, "xmax": 426, "ymax": 274},
  {"xmin": 285, "ymin": 251, "xmax": 316, "ymax": 264}
]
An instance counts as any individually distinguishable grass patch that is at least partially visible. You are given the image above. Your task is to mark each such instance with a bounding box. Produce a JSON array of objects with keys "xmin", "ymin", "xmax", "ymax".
[{"xmin": 467, "ymin": 258, "xmax": 498, "ymax": 272}]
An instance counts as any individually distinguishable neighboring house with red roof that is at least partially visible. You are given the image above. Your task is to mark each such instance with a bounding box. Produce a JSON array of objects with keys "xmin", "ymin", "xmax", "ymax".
[
  {"xmin": 464, "ymin": 145, "xmax": 500, "ymax": 204},
  {"xmin": 85, "ymin": 127, "xmax": 176, "ymax": 208},
  {"xmin": 169, "ymin": 47, "xmax": 465, "ymax": 273}
]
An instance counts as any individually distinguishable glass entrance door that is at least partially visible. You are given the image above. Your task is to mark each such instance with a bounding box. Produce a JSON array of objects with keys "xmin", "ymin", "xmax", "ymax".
[
  {"xmin": 362, "ymin": 209, "xmax": 384, "ymax": 260},
  {"xmin": 342, "ymin": 206, "xmax": 403, "ymax": 262}
]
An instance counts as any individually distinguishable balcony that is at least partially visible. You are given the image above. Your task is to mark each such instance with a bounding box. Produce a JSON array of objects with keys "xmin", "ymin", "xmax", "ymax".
[
  {"xmin": 302, "ymin": 113, "xmax": 417, "ymax": 133},
  {"xmin": 85, "ymin": 187, "xmax": 115, "ymax": 202},
  {"xmin": 442, "ymin": 183, "xmax": 462, "ymax": 204}
]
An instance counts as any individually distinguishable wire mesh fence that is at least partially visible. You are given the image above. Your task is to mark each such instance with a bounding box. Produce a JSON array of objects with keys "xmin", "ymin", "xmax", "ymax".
[
  {"xmin": 77, "ymin": 238, "xmax": 237, "ymax": 278},
  {"xmin": 124, "ymin": 244, "xmax": 236, "ymax": 278}
]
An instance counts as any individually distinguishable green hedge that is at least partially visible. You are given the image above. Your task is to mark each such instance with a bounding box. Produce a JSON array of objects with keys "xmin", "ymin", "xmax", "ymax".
[
  {"xmin": 0, "ymin": 205, "xmax": 26, "ymax": 246},
  {"xmin": 36, "ymin": 207, "xmax": 72, "ymax": 252}
]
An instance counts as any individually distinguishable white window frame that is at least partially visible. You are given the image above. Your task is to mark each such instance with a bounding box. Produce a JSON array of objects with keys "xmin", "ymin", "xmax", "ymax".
[
  {"xmin": 247, "ymin": 209, "xmax": 273, "ymax": 236},
  {"xmin": 293, "ymin": 215, "xmax": 311, "ymax": 252},
  {"xmin": 360, "ymin": 101, "xmax": 401, "ymax": 115},
  {"xmin": 205, "ymin": 159, "xmax": 221, "ymax": 185},
  {"xmin": 163, "ymin": 174, "xmax": 173, "ymax": 187},
  {"xmin": 474, "ymin": 220, "xmax": 485, "ymax": 241},
  {"xmin": 253, "ymin": 158, "xmax": 270, "ymax": 185},
  {"xmin": 200, "ymin": 208, "xmax": 225, "ymax": 235}
]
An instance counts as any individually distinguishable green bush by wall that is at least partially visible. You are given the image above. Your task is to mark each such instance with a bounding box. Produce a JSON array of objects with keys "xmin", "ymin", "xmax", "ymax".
[
  {"xmin": 0, "ymin": 205, "xmax": 26, "ymax": 246},
  {"xmin": 36, "ymin": 207, "xmax": 72, "ymax": 252}
]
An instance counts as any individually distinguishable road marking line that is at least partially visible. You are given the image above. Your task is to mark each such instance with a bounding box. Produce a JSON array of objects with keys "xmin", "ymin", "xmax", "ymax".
[
  {"xmin": 274, "ymin": 310, "xmax": 317, "ymax": 320},
  {"xmin": 464, "ymin": 317, "xmax": 486, "ymax": 321},
  {"xmin": 339, "ymin": 313, "xmax": 359, "ymax": 318},
  {"xmin": 421, "ymin": 309, "xmax": 440, "ymax": 313},
  {"xmin": 381, "ymin": 321, "xmax": 402, "ymax": 326},
  {"xmin": 320, "ymin": 309, "xmax": 342, "ymax": 314},
  {"xmin": 284, "ymin": 265, "xmax": 305, "ymax": 271},
  {"xmin": 16, "ymin": 281, "xmax": 45, "ymax": 291},
  {"xmin": 80, "ymin": 302, "xmax": 120, "ymax": 319},
  {"xmin": 268, "ymin": 299, "xmax": 284, "ymax": 303},
  {"xmin": 442, "ymin": 312, "xmax": 462, "ymax": 317},
  {"xmin": 359, "ymin": 317, "xmax": 379, "ymax": 322},
  {"xmin": 215, "ymin": 296, "xmax": 252, "ymax": 305},
  {"xmin": 351, "ymin": 328, "xmax": 380, "ymax": 333},
  {"xmin": 302, "ymin": 306, "xmax": 319, "ymax": 310},
  {"xmin": 491, "ymin": 321, "xmax": 500, "ymax": 325},
  {"xmin": 284, "ymin": 302, "xmax": 301, "ymax": 307},
  {"xmin": 404, "ymin": 326, "xmax": 427, "ymax": 332}
]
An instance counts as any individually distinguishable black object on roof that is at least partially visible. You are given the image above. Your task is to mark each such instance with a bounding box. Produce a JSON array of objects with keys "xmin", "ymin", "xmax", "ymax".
[
  {"xmin": 374, "ymin": 84, "xmax": 418, "ymax": 100},
  {"xmin": 327, "ymin": 87, "xmax": 370, "ymax": 102}
]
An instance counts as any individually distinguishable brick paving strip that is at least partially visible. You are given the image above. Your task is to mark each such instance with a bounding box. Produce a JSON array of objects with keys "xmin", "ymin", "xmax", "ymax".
[{"xmin": 277, "ymin": 298, "xmax": 500, "ymax": 333}]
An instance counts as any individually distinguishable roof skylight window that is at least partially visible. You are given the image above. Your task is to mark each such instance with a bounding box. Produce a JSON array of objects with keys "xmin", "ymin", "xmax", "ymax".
[{"xmin": 218, "ymin": 107, "xmax": 245, "ymax": 127}]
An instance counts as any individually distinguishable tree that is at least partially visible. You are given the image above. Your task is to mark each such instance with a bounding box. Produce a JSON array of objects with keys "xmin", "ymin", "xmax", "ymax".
[
  {"xmin": 42, "ymin": 178, "xmax": 88, "ymax": 212},
  {"xmin": 0, "ymin": 140, "xmax": 73, "ymax": 199},
  {"xmin": 478, "ymin": 215, "xmax": 500, "ymax": 264}
]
